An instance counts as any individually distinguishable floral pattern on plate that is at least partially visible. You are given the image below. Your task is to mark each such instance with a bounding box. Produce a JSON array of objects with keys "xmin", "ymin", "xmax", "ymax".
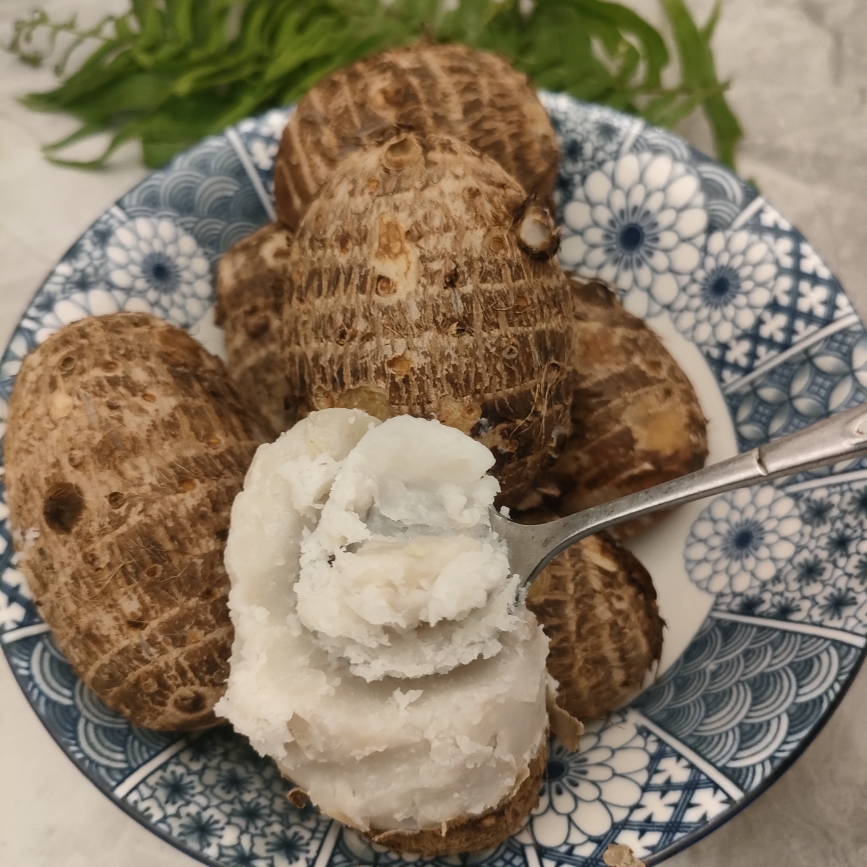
[
  {"xmin": 545, "ymin": 94, "xmax": 638, "ymax": 209},
  {"xmin": 702, "ymin": 202, "xmax": 856, "ymax": 387},
  {"xmin": 630, "ymin": 124, "xmax": 758, "ymax": 233},
  {"xmin": 713, "ymin": 484, "xmax": 867, "ymax": 633},
  {"xmin": 105, "ymin": 217, "xmax": 212, "ymax": 326},
  {"xmin": 684, "ymin": 486, "xmax": 802, "ymax": 594},
  {"xmin": 671, "ymin": 229, "xmax": 779, "ymax": 345},
  {"xmin": 529, "ymin": 711, "xmax": 651, "ymax": 850},
  {"xmin": 559, "ymin": 152, "xmax": 707, "ymax": 318},
  {"xmin": 128, "ymin": 729, "xmax": 332, "ymax": 867}
]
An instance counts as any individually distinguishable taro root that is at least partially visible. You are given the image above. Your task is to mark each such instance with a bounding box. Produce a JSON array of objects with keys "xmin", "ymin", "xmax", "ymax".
[
  {"xmin": 274, "ymin": 42, "xmax": 559, "ymax": 230},
  {"xmin": 215, "ymin": 222, "xmax": 293, "ymax": 432},
  {"xmin": 281, "ymin": 132, "xmax": 574, "ymax": 504},
  {"xmin": 216, "ymin": 409, "xmax": 550, "ymax": 855},
  {"xmin": 283, "ymin": 742, "xmax": 549, "ymax": 857},
  {"xmin": 604, "ymin": 844, "xmax": 647, "ymax": 867},
  {"xmin": 517, "ymin": 279, "xmax": 708, "ymax": 537},
  {"xmin": 5, "ymin": 313, "xmax": 273, "ymax": 730},
  {"xmin": 526, "ymin": 529, "xmax": 664, "ymax": 722}
]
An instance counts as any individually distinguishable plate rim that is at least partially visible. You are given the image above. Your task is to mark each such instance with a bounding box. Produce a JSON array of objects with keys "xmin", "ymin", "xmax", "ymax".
[
  {"xmin": 2, "ymin": 93, "xmax": 866, "ymax": 867},
  {"xmin": 642, "ymin": 647, "xmax": 867, "ymax": 865}
]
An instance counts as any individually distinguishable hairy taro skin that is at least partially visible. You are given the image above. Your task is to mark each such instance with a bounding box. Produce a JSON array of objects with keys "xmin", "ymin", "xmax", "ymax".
[
  {"xmin": 518, "ymin": 279, "xmax": 708, "ymax": 537},
  {"xmin": 5, "ymin": 313, "xmax": 273, "ymax": 730},
  {"xmin": 274, "ymin": 42, "xmax": 560, "ymax": 230},
  {"xmin": 526, "ymin": 531, "xmax": 664, "ymax": 722},
  {"xmin": 215, "ymin": 221, "xmax": 294, "ymax": 432},
  {"xmin": 281, "ymin": 132, "xmax": 574, "ymax": 504}
]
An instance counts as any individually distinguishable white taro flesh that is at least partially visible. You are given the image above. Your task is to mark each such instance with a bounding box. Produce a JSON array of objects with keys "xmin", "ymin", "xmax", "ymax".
[{"xmin": 216, "ymin": 409, "xmax": 549, "ymax": 832}]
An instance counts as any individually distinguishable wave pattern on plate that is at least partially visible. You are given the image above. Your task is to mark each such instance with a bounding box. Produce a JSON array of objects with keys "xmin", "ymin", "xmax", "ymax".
[
  {"xmin": 632, "ymin": 126, "xmax": 757, "ymax": 232},
  {"xmin": 119, "ymin": 135, "xmax": 269, "ymax": 260},
  {"xmin": 4, "ymin": 633, "xmax": 178, "ymax": 787},
  {"xmin": 691, "ymin": 153, "xmax": 757, "ymax": 233},
  {"xmin": 634, "ymin": 617, "xmax": 861, "ymax": 791}
]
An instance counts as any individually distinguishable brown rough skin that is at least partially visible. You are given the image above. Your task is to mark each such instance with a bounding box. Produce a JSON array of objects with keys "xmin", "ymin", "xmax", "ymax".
[
  {"xmin": 517, "ymin": 279, "xmax": 708, "ymax": 537},
  {"xmin": 215, "ymin": 222, "xmax": 293, "ymax": 432},
  {"xmin": 274, "ymin": 42, "xmax": 560, "ymax": 230},
  {"xmin": 365, "ymin": 740, "xmax": 547, "ymax": 856},
  {"xmin": 526, "ymin": 530, "xmax": 664, "ymax": 722},
  {"xmin": 603, "ymin": 843, "xmax": 647, "ymax": 867},
  {"xmin": 282, "ymin": 132, "xmax": 574, "ymax": 504},
  {"xmin": 5, "ymin": 313, "xmax": 273, "ymax": 730}
]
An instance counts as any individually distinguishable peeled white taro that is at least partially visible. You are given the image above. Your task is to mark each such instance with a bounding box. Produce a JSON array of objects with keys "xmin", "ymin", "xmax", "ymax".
[{"xmin": 216, "ymin": 409, "xmax": 549, "ymax": 834}]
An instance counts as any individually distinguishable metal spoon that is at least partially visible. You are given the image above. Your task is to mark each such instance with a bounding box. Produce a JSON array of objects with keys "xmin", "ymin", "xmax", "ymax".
[{"xmin": 490, "ymin": 401, "xmax": 867, "ymax": 592}]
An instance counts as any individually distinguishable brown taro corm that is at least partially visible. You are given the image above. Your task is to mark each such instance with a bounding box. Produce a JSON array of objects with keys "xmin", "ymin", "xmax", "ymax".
[
  {"xmin": 603, "ymin": 843, "xmax": 647, "ymax": 867},
  {"xmin": 215, "ymin": 222, "xmax": 294, "ymax": 433},
  {"xmin": 281, "ymin": 131, "xmax": 574, "ymax": 505},
  {"xmin": 517, "ymin": 278, "xmax": 708, "ymax": 537},
  {"xmin": 526, "ymin": 527, "xmax": 664, "ymax": 722},
  {"xmin": 273, "ymin": 42, "xmax": 560, "ymax": 230},
  {"xmin": 5, "ymin": 313, "xmax": 273, "ymax": 730}
]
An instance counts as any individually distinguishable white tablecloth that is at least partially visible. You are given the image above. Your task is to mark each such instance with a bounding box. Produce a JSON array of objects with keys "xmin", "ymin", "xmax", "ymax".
[{"xmin": 2, "ymin": 1, "xmax": 867, "ymax": 865}]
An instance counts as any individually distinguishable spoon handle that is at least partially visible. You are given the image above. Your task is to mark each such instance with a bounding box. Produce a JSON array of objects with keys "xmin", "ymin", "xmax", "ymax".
[{"xmin": 499, "ymin": 402, "xmax": 867, "ymax": 589}]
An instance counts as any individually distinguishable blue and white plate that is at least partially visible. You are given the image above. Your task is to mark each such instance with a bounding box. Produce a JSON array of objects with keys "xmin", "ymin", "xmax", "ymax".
[{"xmin": 2, "ymin": 95, "xmax": 866, "ymax": 867}]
